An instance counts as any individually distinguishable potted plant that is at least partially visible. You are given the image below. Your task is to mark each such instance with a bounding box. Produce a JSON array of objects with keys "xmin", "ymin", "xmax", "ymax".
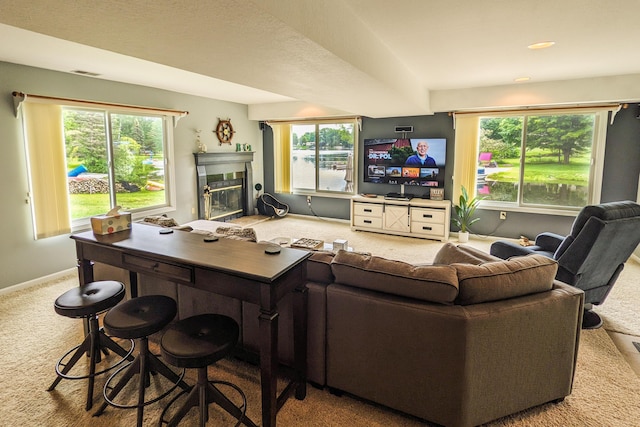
[{"xmin": 452, "ymin": 186, "xmax": 482, "ymax": 243}]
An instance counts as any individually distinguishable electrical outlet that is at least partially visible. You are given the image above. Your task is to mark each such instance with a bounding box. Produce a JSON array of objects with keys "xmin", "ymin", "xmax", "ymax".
[
  {"xmin": 306, "ymin": 196, "xmax": 312, "ymax": 204},
  {"xmin": 499, "ymin": 211, "xmax": 507, "ymax": 220}
]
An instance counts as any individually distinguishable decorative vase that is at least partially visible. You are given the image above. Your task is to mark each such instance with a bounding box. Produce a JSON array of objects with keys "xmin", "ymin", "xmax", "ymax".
[
  {"xmin": 203, "ymin": 194, "xmax": 212, "ymax": 220},
  {"xmin": 458, "ymin": 231, "xmax": 469, "ymax": 243}
]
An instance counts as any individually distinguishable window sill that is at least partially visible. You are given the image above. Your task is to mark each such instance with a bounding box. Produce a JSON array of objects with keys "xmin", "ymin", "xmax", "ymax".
[
  {"xmin": 479, "ymin": 202, "xmax": 579, "ymax": 217},
  {"xmin": 70, "ymin": 206, "xmax": 176, "ymax": 233},
  {"xmin": 287, "ymin": 191, "xmax": 356, "ymax": 200}
]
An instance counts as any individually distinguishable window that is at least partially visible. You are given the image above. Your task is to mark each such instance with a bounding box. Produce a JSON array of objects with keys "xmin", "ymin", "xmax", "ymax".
[
  {"xmin": 64, "ymin": 109, "xmax": 169, "ymax": 220},
  {"xmin": 18, "ymin": 94, "xmax": 183, "ymax": 239},
  {"xmin": 454, "ymin": 107, "xmax": 615, "ymax": 212},
  {"xmin": 271, "ymin": 118, "xmax": 358, "ymax": 196}
]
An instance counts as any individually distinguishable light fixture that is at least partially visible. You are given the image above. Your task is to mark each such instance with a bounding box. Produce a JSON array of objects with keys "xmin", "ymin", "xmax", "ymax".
[
  {"xmin": 514, "ymin": 77, "xmax": 531, "ymax": 82},
  {"xmin": 527, "ymin": 41, "xmax": 555, "ymax": 50}
]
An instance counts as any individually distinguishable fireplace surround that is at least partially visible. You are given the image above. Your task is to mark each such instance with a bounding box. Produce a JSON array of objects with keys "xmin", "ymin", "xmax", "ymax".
[{"xmin": 194, "ymin": 152, "xmax": 254, "ymax": 221}]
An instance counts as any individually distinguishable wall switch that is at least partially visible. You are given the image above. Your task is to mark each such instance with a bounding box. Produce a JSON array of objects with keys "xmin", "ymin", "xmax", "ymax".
[{"xmin": 499, "ymin": 211, "xmax": 507, "ymax": 220}]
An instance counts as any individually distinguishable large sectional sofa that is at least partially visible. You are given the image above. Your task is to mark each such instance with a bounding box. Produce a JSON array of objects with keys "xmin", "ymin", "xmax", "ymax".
[{"xmin": 95, "ymin": 225, "xmax": 584, "ymax": 427}]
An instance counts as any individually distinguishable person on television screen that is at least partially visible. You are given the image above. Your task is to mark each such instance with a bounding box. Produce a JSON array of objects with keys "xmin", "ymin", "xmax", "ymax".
[{"xmin": 405, "ymin": 141, "xmax": 437, "ymax": 166}]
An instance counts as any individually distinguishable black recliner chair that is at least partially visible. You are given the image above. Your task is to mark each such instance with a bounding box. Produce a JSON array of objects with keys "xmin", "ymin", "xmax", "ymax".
[{"xmin": 490, "ymin": 200, "xmax": 640, "ymax": 329}]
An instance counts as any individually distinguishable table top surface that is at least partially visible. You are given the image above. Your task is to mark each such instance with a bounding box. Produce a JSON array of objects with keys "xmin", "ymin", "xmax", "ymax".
[{"xmin": 72, "ymin": 223, "xmax": 311, "ymax": 283}]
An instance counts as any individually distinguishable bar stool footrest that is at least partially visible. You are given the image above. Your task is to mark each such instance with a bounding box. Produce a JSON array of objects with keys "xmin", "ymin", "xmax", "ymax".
[
  {"xmin": 53, "ymin": 335, "xmax": 135, "ymax": 381},
  {"xmin": 100, "ymin": 355, "xmax": 187, "ymax": 410},
  {"xmin": 158, "ymin": 380, "xmax": 251, "ymax": 427}
]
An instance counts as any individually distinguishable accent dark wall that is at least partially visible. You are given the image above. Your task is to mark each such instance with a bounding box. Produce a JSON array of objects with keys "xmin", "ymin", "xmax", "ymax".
[
  {"xmin": 261, "ymin": 106, "xmax": 640, "ymax": 239},
  {"xmin": 601, "ymin": 105, "xmax": 640, "ymax": 202}
]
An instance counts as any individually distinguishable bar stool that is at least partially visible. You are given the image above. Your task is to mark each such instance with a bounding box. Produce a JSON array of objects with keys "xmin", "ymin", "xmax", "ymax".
[
  {"xmin": 158, "ymin": 314, "xmax": 255, "ymax": 427},
  {"xmin": 93, "ymin": 294, "xmax": 190, "ymax": 426},
  {"xmin": 47, "ymin": 280, "xmax": 134, "ymax": 410}
]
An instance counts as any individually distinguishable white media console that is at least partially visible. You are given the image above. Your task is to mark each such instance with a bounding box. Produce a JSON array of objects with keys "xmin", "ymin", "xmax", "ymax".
[{"xmin": 350, "ymin": 195, "xmax": 451, "ymax": 242}]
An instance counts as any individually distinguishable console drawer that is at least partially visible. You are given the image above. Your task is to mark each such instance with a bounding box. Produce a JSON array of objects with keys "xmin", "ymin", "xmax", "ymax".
[
  {"xmin": 353, "ymin": 215, "xmax": 383, "ymax": 229},
  {"xmin": 353, "ymin": 202, "xmax": 383, "ymax": 217},
  {"xmin": 410, "ymin": 208, "xmax": 445, "ymax": 224},
  {"xmin": 410, "ymin": 222, "xmax": 445, "ymax": 237},
  {"xmin": 123, "ymin": 254, "xmax": 193, "ymax": 282}
]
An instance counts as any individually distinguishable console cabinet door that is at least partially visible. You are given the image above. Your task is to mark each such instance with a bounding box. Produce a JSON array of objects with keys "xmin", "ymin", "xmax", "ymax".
[{"xmin": 384, "ymin": 205, "xmax": 410, "ymax": 232}]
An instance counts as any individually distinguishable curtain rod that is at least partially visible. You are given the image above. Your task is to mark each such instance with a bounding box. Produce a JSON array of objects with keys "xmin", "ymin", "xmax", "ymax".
[
  {"xmin": 264, "ymin": 116, "xmax": 361, "ymax": 124},
  {"xmin": 12, "ymin": 91, "xmax": 189, "ymax": 118},
  {"xmin": 449, "ymin": 103, "xmax": 626, "ymax": 116}
]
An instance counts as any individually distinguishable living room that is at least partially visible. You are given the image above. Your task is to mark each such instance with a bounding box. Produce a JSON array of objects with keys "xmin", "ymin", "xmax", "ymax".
[{"xmin": 1, "ymin": 1, "xmax": 640, "ymax": 426}]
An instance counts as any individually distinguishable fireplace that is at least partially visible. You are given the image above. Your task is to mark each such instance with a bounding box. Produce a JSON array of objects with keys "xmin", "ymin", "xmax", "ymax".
[{"xmin": 194, "ymin": 152, "xmax": 254, "ymax": 221}]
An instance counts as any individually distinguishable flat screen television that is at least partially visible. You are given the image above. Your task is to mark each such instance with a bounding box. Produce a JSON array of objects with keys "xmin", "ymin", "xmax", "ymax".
[{"xmin": 363, "ymin": 138, "xmax": 446, "ymax": 188}]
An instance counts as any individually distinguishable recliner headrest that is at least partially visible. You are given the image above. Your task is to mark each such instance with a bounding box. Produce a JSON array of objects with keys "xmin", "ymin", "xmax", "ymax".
[{"xmin": 571, "ymin": 201, "xmax": 640, "ymax": 236}]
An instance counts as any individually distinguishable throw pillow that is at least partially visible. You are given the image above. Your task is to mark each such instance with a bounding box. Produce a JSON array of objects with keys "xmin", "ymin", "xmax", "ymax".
[
  {"xmin": 143, "ymin": 214, "xmax": 179, "ymax": 228},
  {"xmin": 331, "ymin": 250, "xmax": 459, "ymax": 304},
  {"xmin": 433, "ymin": 243, "xmax": 500, "ymax": 265},
  {"xmin": 215, "ymin": 226, "xmax": 257, "ymax": 242},
  {"xmin": 453, "ymin": 254, "xmax": 558, "ymax": 305}
]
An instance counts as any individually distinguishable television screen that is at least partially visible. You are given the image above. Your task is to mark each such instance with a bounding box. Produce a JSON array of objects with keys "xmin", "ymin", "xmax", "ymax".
[{"xmin": 363, "ymin": 138, "xmax": 446, "ymax": 187}]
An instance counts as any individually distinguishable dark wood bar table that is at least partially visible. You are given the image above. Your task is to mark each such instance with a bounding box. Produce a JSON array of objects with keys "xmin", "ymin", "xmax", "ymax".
[{"xmin": 71, "ymin": 223, "xmax": 311, "ymax": 427}]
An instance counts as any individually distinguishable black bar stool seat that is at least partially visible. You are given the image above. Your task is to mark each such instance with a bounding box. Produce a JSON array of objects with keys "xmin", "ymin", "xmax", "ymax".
[
  {"xmin": 159, "ymin": 314, "xmax": 255, "ymax": 427},
  {"xmin": 93, "ymin": 294, "xmax": 190, "ymax": 427},
  {"xmin": 47, "ymin": 280, "xmax": 134, "ymax": 410}
]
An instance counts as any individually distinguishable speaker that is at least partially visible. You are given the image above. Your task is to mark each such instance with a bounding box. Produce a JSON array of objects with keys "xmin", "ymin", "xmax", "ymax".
[{"xmin": 394, "ymin": 126, "xmax": 413, "ymax": 133}]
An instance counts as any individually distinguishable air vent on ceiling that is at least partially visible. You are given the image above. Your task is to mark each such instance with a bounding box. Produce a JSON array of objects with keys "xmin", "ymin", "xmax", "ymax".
[{"xmin": 71, "ymin": 70, "xmax": 101, "ymax": 77}]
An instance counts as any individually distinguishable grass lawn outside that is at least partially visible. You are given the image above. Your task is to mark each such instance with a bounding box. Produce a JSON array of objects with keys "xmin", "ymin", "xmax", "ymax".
[{"xmin": 70, "ymin": 190, "xmax": 166, "ymax": 219}]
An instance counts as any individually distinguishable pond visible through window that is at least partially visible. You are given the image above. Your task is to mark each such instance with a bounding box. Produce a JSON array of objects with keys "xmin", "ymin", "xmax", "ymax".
[{"xmin": 477, "ymin": 113, "xmax": 597, "ymax": 207}]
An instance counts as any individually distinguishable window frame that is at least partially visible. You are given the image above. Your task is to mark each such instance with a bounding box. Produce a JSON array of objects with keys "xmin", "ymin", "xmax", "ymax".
[
  {"xmin": 454, "ymin": 106, "xmax": 615, "ymax": 216},
  {"xmin": 19, "ymin": 95, "xmax": 180, "ymax": 238},
  {"xmin": 63, "ymin": 107, "xmax": 177, "ymax": 230},
  {"xmin": 271, "ymin": 117, "xmax": 359, "ymax": 198}
]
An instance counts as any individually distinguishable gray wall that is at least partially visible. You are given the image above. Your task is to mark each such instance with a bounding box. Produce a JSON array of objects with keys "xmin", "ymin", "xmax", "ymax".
[
  {"xmin": 0, "ymin": 61, "xmax": 262, "ymax": 289},
  {"xmin": 262, "ymin": 108, "xmax": 640, "ymax": 238}
]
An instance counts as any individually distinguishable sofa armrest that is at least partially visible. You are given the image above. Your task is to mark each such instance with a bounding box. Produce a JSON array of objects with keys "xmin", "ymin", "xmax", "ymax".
[
  {"xmin": 535, "ymin": 232, "xmax": 565, "ymax": 252},
  {"xmin": 489, "ymin": 240, "xmax": 538, "ymax": 259}
]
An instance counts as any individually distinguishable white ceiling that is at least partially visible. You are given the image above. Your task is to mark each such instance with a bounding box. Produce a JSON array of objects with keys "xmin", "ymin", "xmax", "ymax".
[{"xmin": 1, "ymin": 0, "xmax": 639, "ymax": 118}]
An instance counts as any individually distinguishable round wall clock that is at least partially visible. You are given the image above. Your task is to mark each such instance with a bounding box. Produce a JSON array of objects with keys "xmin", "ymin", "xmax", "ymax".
[{"xmin": 215, "ymin": 118, "xmax": 235, "ymax": 145}]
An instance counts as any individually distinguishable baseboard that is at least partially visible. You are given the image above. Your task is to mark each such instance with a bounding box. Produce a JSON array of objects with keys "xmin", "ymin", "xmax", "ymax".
[
  {"xmin": 288, "ymin": 213, "xmax": 350, "ymax": 224},
  {"xmin": 0, "ymin": 267, "xmax": 77, "ymax": 297}
]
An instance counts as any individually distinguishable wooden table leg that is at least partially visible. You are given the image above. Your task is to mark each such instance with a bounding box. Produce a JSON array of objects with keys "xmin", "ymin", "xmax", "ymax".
[
  {"xmin": 129, "ymin": 271, "xmax": 138, "ymax": 298},
  {"xmin": 293, "ymin": 284, "xmax": 308, "ymax": 400},
  {"xmin": 259, "ymin": 309, "xmax": 278, "ymax": 427}
]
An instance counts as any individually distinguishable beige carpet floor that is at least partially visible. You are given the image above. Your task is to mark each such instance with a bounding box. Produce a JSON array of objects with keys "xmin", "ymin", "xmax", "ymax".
[{"xmin": 1, "ymin": 215, "xmax": 639, "ymax": 426}]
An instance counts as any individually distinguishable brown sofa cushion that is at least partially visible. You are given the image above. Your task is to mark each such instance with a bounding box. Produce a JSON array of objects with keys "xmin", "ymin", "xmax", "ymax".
[
  {"xmin": 331, "ymin": 250, "xmax": 459, "ymax": 304},
  {"xmin": 433, "ymin": 243, "xmax": 501, "ymax": 265},
  {"xmin": 453, "ymin": 254, "xmax": 558, "ymax": 305},
  {"xmin": 307, "ymin": 251, "xmax": 335, "ymax": 283}
]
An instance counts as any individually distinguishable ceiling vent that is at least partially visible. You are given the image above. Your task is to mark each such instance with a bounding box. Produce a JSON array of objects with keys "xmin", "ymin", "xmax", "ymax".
[{"xmin": 71, "ymin": 70, "xmax": 101, "ymax": 77}]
